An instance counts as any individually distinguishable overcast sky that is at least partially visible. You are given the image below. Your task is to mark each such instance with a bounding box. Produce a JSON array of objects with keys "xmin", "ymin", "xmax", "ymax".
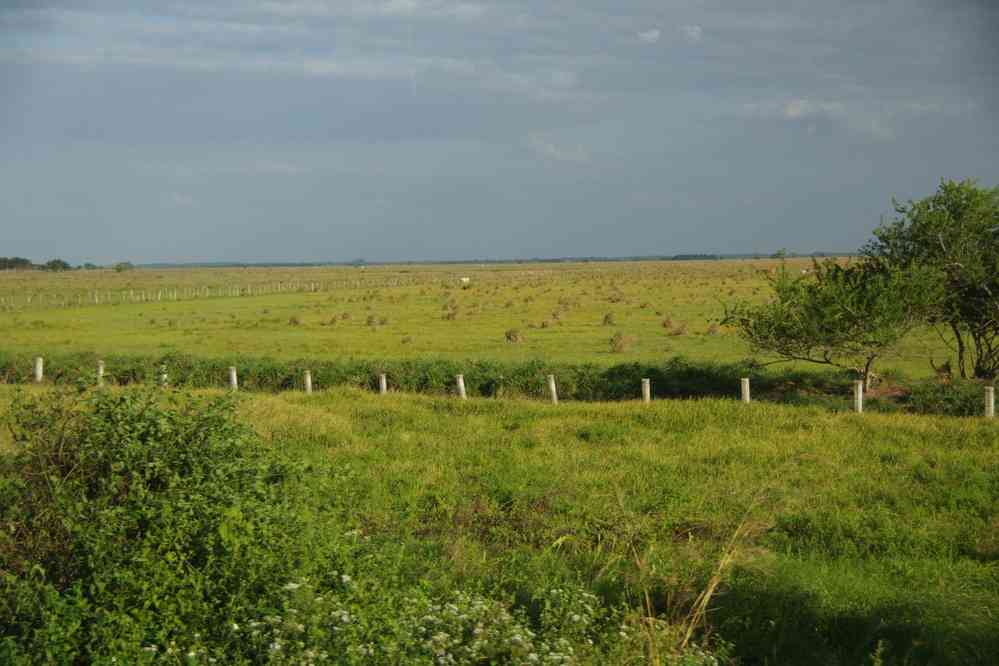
[{"xmin": 1, "ymin": 1, "xmax": 997, "ymax": 264}]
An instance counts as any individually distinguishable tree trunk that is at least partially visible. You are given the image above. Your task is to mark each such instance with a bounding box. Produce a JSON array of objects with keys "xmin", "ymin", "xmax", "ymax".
[
  {"xmin": 863, "ymin": 356, "xmax": 877, "ymax": 390},
  {"xmin": 951, "ymin": 322, "xmax": 968, "ymax": 379}
]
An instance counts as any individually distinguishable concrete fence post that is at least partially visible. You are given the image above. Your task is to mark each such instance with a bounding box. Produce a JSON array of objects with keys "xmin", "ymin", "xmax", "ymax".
[
  {"xmin": 379, "ymin": 373, "xmax": 388, "ymax": 395},
  {"xmin": 304, "ymin": 370, "xmax": 313, "ymax": 395},
  {"xmin": 33, "ymin": 357, "xmax": 43, "ymax": 383},
  {"xmin": 853, "ymin": 380, "xmax": 864, "ymax": 414},
  {"xmin": 641, "ymin": 378, "xmax": 651, "ymax": 403},
  {"xmin": 456, "ymin": 374, "xmax": 467, "ymax": 400},
  {"xmin": 159, "ymin": 365, "xmax": 168, "ymax": 387},
  {"xmin": 986, "ymin": 386, "xmax": 995, "ymax": 419},
  {"xmin": 228, "ymin": 366, "xmax": 238, "ymax": 392},
  {"xmin": 740, "ymin": 377, "xmax": 751, "ymax": 403},
  {"xmin": 547, "ymin": 374, "xmax": 558, "ymax": 405},
  {"xmin": 97, "ymin": 360, "xmax": 105, "ymax": 387}
]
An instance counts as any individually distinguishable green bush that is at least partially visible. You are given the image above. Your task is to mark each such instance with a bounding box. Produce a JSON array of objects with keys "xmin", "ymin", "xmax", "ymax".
[
  {"xmin": 904, "ymin": 380, "xmax": 991, "ymax": 417},
  {"xmin": 0, "ymin": 388, "xmax": 306, "ymax": 662}
]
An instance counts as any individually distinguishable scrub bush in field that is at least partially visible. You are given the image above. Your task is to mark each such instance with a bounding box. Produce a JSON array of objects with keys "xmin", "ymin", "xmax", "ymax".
[
  {"xmin": 0, "ymin": 388, "xmax": 306, "ymax": 662},
  {"xmin": 609, "ymin": 332, "xmax": 632, "ymax": 353},
  {"xmin": 904, "ymin": 379, "xmax": 992, "ymax": 416}
]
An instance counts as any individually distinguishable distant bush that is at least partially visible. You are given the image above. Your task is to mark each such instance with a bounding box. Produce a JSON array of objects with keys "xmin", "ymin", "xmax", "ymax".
[
  {"xmin": 904, "ymin": 379, "xmax": 991, "ymax": 417},
  {"xmin": 505, "ymin": 329, "xmax": 522, "ymax": 343}
]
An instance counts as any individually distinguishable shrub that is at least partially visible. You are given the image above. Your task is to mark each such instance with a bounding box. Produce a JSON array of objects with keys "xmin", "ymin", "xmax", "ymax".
[
  {"xmin": 904, "ymin": 379, "xmax": 992, "ymax": 417},
  {"xmin": 505, "ymin": 329, "xmax": 522, "ymax": 343},
  {"xmin": 0, "ymin": 388, "xmax": 306, "ymax": 662}
]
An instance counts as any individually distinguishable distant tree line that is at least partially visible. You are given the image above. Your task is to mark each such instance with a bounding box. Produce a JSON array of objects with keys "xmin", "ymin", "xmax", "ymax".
[
  {"xmin": 0, "ymin": 257, "xmax": 33, "ymax": 270},
  {"xmin": 0, "ymin": 257, "xmax": 133, "ymax": 272}
]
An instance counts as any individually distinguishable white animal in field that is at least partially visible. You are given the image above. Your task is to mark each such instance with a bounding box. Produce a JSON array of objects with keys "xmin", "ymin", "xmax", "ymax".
[{"xmin": 460, "ymin": 277, "xmax": 471, "ymax": 285}]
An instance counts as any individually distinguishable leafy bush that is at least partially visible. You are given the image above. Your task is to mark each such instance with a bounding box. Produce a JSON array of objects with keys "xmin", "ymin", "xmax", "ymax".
[
  {"xmin": 904, "ymin": 379, "xmax": 992, "ymax": 417},
  {"xmin": 0, "ymin": 388, "xmax": 306, "ymax": 662}
]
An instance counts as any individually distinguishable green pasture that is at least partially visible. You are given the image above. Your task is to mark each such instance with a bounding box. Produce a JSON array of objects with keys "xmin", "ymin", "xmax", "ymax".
[{"xmin": 0, "ymin": 259, "xmax": 945, "ymax": 376}]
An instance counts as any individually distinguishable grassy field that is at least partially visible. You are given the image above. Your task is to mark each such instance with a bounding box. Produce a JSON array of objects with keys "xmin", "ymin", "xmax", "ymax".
[
  {"xmin": 0, "ymin": 259, "xmax": 946, "ymax": 375},
  {"xmin": 2, "ymin": 261, "xmax": 994, "ymax": 663},
  {"xmin": 2, "ymin": 385, "xmax": 997, "ymax": 663}
]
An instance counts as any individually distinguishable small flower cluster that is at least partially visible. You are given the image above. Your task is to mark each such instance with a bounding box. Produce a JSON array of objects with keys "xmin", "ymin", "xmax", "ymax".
[
  {"xmin": 398, "ymin": 590, "xmax": 584, "ymax": 665},
  {"xmin": 535, "ymin": 586, "xmax": 603, "ymax": 645},
  {"xmin": 233, "ymin": 578, "xmax": 345, "ymax": 665}
]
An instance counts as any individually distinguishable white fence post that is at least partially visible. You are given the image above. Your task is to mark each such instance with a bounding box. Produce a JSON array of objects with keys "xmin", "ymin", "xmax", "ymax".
[
  {"xmin": 740, "ymin": 377, "xmax": 751, "ymax": 403},
  {"xmin": 97, "ymin": 360, "xmax": 105, "ymax": 387},
  {"xmin": 641, "ymin": 378, "xmax": 651, "ymax": 403},
  {"xmin": 304, "ymin": 370, "xmax": 313, "ymax": 395},
  {"xmin": 547, "ymin": 374, "xmax": 558, "ymax": 405},
  {"xmin": 986, "ymin": 386, "xmax": 995, "ymax": 419},
  {"xmin": 229, "ymin": 366, "xmax": 238, "ymax": 392},
  {"xmin": 853, "ymin": 380, "xmax": 864, "ymax": 414},
  {"xmin": 33, "ymin": 357, "xmax": 44, "ymax": 383},
  {"xmin": 159, "ymin": 365, "xmax": 168, "ymax": 387},
  {"xmin": 379, "ymin": 373, "xmax": 388, "ymax": 395},
  {"xmin": 456, "ymin": 374, "xmax": 467, "ymax": 400}
]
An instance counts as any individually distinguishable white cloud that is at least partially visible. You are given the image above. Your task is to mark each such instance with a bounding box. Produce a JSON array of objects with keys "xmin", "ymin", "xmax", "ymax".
[
  {"xmin": 740, "ymin": 97, "xmax": 897, "ymax": 140},
  {"xmin": 637, "ymin": 28, "xmax": 661, "ymax": 44},
  {"xmin": 782, "ymin": 98, "xmax": 844, "ymax": 120},
  {"xmin": 167, "ymin": 192, "xmax": 196, "ymax": 207},
  {"xmin": 526, "ymin": 133, "xmax": 589, "ymax": 164},
  {"xmin": 681, "ymin": 24, "xmax": 703, "ymax": 44}
]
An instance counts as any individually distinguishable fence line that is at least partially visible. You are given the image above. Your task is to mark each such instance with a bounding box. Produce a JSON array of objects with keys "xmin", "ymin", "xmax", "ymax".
[
  {"xmin": 17, "ymin": 356, "xmax": 999, "ymax": 418},
  {"xmin": 0, "ymin": 274, "xmax": 464, "ymax": 313}
]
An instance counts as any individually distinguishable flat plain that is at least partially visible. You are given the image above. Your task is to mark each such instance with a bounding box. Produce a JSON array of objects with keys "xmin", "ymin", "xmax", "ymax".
[
  {"xmin": 0, "ymin": 259, "xmax": 944, "ymax": 374},
  {"xmin": 1, "ymin": 260, "xmax": 996, "ymax": 664}
]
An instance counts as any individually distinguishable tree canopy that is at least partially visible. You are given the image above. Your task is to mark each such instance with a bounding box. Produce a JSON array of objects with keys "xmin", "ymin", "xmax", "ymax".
[
  {"xmin": 724, "ymin": 259, "xmax": 939, "ymax": 385},
  {"xmin": 863, "ymin": 179, "xmax": 999, "ymax": 379}
]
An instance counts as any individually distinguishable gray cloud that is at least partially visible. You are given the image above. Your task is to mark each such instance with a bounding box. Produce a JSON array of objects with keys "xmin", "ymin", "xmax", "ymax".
[{"xmin": 0, "ymin": 0, "xmax": 996, "ymax": 263}]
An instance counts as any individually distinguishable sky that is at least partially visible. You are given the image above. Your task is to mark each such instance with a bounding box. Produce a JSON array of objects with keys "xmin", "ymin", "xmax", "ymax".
[{"xmin": 1, "ymin": 1, "xmax": 997, "ymax": 264}]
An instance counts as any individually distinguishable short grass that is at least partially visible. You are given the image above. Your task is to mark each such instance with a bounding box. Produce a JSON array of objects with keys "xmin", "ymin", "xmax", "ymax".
[
  {"xmin": 8, "ymin": 385, "xmax": 990, "ymax": 662},
  {"xmin": 0, "ymin": 259, "xmax": 946, "ymax": 376}
]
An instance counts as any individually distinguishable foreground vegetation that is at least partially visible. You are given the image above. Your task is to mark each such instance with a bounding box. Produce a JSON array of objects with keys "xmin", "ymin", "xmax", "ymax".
[{"xmin": 2, "ymin": 385, "xmax": 997, "ymax": 663}]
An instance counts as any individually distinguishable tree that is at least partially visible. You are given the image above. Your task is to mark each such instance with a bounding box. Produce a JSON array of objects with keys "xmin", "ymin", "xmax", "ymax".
[
  {"xmin": 724, "ymin": 259, "xmax": 940, "ymax": 386},
  {"xmin": 43, "ymin": 259, "xmax": 72, "ymax": 272},
  {"xmin": 863, "ymin": 179, "xmax": 999, "ymax": 379},
  {"xmin": 113, "ymin": 261, "xmax": 135, "ymax": 273},
  {"xmin": 0, "ymin": 257, "xmax": 33, "ymax": 270}
]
